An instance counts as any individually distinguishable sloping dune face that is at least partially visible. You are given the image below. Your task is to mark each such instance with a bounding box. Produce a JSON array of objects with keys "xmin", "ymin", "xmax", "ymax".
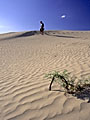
[{"xmin": 0, "ymin": 31, "xmax": 90, "ymax": 120}]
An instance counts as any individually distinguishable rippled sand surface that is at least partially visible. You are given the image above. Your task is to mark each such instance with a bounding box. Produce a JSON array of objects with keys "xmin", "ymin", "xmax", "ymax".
[{"xmin": 0, "ymin": 31, "xmax": 90, "ymax": 120}]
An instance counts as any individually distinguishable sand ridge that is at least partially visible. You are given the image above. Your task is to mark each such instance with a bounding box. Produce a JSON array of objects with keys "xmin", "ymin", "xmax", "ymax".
[{"xmin": 0, "ymin": 31, "xmax": 90, "ymax": 120}]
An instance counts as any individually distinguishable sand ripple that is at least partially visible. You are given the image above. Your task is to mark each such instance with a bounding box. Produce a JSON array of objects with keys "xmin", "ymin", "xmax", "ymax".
[{"xmin": 0, "ymin": 31, "xmax": 90, "ymax": 120}]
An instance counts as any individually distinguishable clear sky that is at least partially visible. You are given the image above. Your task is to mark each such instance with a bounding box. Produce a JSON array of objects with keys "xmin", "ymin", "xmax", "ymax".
[{"xmin": 0, "ymin": 0, "xmax": 90, "ymax": 33}]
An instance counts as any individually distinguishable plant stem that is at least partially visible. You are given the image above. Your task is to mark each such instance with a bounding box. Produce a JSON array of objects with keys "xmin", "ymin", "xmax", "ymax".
[
  {"xmin": 49, "ymin": 76, "xmax": 55, "ymax": 91},
  {"xmin": 59, "ymin": 75, "xmax": 69, "ymax": 91}
]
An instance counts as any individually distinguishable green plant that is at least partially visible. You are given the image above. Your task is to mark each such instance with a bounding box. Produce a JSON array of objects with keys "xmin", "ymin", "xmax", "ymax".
[{"xmin": 45, "ymin": 70, "xmax": 90, "ymax": 94}]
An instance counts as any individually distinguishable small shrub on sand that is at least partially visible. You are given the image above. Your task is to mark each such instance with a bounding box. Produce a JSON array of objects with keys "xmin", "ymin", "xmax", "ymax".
[{"xmin": 45, "ymin": 70, "xmax": 90, "ymax": 94}]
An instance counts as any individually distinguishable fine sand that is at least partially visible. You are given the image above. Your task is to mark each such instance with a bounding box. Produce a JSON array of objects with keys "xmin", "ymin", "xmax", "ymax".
[{"xmin": 0, "ymin": 30, "xmax": 90, "ymax": 120}]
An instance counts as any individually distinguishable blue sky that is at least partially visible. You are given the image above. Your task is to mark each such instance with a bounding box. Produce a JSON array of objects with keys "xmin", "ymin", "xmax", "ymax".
[{"xmin": 0, "ymin": 0, "xmax": 90, "ymax": 33}]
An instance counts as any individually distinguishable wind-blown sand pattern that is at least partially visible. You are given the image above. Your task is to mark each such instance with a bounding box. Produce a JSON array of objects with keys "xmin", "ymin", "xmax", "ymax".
[{"xmin": 0, "ymin": 31, "xmax": 90, "ymax": 120}]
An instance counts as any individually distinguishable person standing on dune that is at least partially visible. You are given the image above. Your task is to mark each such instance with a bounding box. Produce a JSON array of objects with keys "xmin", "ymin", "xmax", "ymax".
[{"xmin": 40, "ymin": 21, "xmax": 44, "ymax": 35}]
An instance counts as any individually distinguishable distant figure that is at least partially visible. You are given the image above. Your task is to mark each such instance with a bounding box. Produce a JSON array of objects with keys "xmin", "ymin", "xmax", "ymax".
[{"xmin": 40, "ymin": 21, "xmax": 44, "ymax": 35}]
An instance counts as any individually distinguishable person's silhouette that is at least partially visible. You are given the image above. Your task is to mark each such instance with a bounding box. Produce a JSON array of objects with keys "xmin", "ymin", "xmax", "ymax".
[{"xmin": 40, "ymin": 21, "xmax": 44, "ymax": 35}]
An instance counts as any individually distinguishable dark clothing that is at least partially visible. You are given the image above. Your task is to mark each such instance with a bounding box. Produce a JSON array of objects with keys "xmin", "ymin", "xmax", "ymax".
[
  {"xmin": 40, "ymin": 27, "xmax": 44, "ymax": 32},
  {"xmin": 41, "ymin": 23, "xmax": 44, "ymax": 28},
  {"xmin": 40, "ymin": 23, "xmax": 44, "ymax": 32}
]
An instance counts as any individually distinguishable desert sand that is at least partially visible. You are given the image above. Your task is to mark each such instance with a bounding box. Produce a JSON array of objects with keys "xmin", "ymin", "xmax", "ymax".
[{"xmin": 0, "ymin": 30, "xmax": 90, "ymax": 120}]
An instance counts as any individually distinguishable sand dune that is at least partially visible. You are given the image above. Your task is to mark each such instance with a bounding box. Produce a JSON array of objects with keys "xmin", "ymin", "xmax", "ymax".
[{"xmin": 0, "ymin": 31, "xmax": 90, "ymax": 120}]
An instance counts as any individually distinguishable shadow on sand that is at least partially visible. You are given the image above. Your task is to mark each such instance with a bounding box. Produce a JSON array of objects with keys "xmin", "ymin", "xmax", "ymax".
[
  {"xmin": 51, "ymin": 86, "xmax": 90, "ymax": 103},
  {"xmin": 0, "ymin": 31, "xmax": 39, "ymax": 41},
  {"xmin": 74, "ymin": 86, "xmax": 90, "ymax": 103},
  {"xmin": 45, "ymin": 32, "xmax": 79, "ymax": 39},
  {"xmin": 0, "ymin": 31, "xmax": 80, "ymax": 41}
]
